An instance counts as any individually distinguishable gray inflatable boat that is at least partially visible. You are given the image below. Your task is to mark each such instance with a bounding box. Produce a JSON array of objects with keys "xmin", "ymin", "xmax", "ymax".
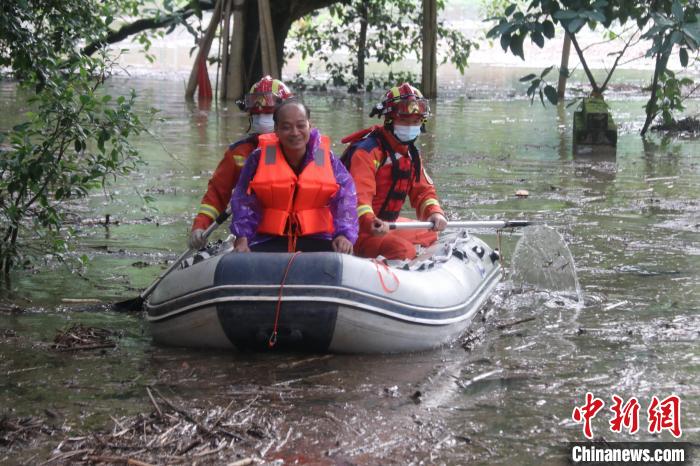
[{"xmin": 145, "ymin": 230, "xmax": 501, "ymax": 353}]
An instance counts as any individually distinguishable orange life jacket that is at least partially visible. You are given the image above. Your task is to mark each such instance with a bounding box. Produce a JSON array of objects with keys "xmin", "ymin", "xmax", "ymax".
[
  {"xmin": 249, "ymin": 133, "xmax": 338, "ymax": 244},
  {"xmin": 342, "ymin": 127, "xmax": 421, "ymax": 222}
]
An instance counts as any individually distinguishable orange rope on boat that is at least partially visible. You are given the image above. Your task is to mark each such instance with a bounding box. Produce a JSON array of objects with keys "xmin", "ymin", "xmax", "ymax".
[
  {"xmin": 269, "ymin": 251, "xmax": 302, "ymax": 348},
  {"xmin": 372, "ymin": 258, "xmax": 400, "ymax": 293}
]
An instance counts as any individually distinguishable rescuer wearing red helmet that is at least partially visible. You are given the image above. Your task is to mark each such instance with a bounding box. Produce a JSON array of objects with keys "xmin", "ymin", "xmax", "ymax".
[
  {"xmin": 188, "ymin": 76, "xmax": 293, "ymax": 249},
  {"xmin": 341, "ymin": 83, "xmax": 447, "ymax": 260}
]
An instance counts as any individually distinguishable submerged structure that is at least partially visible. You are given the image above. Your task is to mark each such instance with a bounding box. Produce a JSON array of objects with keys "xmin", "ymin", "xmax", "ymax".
[{"xmin": 573, "ymin": 96, "xmax": 618, "ymax": 146}]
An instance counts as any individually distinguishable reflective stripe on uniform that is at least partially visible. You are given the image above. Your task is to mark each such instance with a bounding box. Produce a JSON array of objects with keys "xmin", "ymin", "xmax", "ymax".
[
  {"xmin": 357, "ymin": 204, "xmax": 374, "ymax": 217},
  {"xmin": 232, "ymin": 154, "xmax": 246, "ymax": 167},
  {"xmin": 197, "ymin": 204, "xmax": 219, "ymax": 220},
  {"xmin": 419, "ymin": 198, "xmax": 440, "ymax": 218}
]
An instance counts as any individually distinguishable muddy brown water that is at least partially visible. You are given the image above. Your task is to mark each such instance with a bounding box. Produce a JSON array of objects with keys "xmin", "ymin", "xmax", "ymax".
[{"xmin": 1, "ymin": 68, "xmax": 698, "ymax": 464}]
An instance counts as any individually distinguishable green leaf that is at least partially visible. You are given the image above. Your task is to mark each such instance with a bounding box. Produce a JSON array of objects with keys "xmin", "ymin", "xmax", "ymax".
[
  {"xmin": 680, "ymin": 47, "xmax": 689, "ymax": 67},
  {"xmin": 510, "ymin": 33, "xmax": 525, "ymax": 60},
  {"xmin": 567, "ymin": 18, "xmax": 586, "ymax": 33},
  {"xmin": 531, "ymin": 31, "xmax": 544, "ymax": 48},
  {"xmin": 519, "ymin": 73, "xmax": 537, "ymax": 82},
  {"xmin": 543, "ymin": 20, "xmax": 555, "ymax": 39},
  {"xmin": 486, "ymin": 23, "xmax": 501, "ymax": 38},
  {"xmin": 540, "ymin": 65, "xmax": 554, "ymax": 78},
  {"xmin": 500, "ymin": 33, "xmax": 511, "ymax": 52},
  {"xmin": 672, "ymin": 0, "xmax": 684, "ymax": 22},
  {"xmin": 544, "ymin": 85, "xmax": 558, "ymax": 105},
  {"xmin": 505, "ymin": 4, "xmax": 516, "ymax": 16},
  {"xmin": 587, "ymin": 10, "xmax": 607, "ymax": 23},
  {"xmin": 670, "ymin": 30, "xmax": 683, "ymax": 47},
  {"xmin": 553, "ymin": 10, "xmax": 579, "ymax": 20},
  {"xmin": 682, "ymin": 22, "xmax": 700, "ymax": 46}
]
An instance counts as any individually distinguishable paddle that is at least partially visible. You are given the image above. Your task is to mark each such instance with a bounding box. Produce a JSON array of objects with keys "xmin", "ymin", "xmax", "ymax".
[
  {"xmin": 387, "ymin": 220, "xmax": 579, "ymax": 296},
  {"xmin": 388, "ymin": 220, "xmax": 533, "ymax": 230},
  {"xmin": 113, "ymin": 208, "xmax": 231, "ymax": 312}
]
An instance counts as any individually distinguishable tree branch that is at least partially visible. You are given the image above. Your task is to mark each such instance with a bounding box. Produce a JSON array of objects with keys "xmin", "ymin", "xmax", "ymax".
[
  {"xmin": 600, "ymin": 31, "xmax": 639, "ymax": 93},
  {"xmin": 82, "ymin": 4, "xmax": 211, "ymax": 56},
  {"xmin": 569, "ymin": 33, "xmax": 600, "ymax": 94}
]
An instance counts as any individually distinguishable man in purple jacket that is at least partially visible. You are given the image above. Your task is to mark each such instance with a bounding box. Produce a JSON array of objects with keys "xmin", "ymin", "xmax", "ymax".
[{"xmin": 230, "ymin": 100, "xmax": 358, "ymax": 254}]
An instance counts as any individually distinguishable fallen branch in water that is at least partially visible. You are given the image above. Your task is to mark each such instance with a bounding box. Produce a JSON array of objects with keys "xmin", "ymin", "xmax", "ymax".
[
  {"xmin": 51, "ymin": 324, "xmax": 118, "ymax": 352},
  {"xmin": 495, "ymin": 316, "xmax": 536, "ymax": 330}
]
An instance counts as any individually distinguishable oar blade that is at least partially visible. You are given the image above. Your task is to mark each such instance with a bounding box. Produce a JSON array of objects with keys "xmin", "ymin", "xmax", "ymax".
[
  {"xmin": 112, "ymin": 296, "xmax": 145, "ymax": 313},
  {"xmin": 509, "ymin": 225, "xmax": 580, "ymax": 295}
]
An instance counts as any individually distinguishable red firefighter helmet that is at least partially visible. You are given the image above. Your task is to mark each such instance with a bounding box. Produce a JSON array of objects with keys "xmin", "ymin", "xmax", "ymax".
[
  {"xmin": 370, "ymin": 83, "xmax": 430, "ymax": 122},
  {"xmin": 239, "ymin": 76, "xmax": 293, "ymax": 114}
]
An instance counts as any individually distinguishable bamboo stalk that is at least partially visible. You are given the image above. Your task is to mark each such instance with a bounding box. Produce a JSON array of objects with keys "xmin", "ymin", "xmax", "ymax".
[{"xmin": 220, "ymin": 0, "xmax": 232, "ymax": 100}]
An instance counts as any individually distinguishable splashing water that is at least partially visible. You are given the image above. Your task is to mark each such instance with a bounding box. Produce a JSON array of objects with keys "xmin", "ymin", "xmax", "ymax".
[{"xmin": 509, "ymin": 225, "xmax": 582, "ymax": 306}]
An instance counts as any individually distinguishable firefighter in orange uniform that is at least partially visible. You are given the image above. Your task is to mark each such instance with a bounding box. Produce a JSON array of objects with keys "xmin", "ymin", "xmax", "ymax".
[
  {"xmin": 188, "ymin": 76, "xmax": 293, "ymax": 249},
  {"xmin": 231, "ymin": 100, "xmax": 357, "ymax": 253},
  {"xmin": 342, "ymin": 83, "xmax": 447, "ymax": 260}
]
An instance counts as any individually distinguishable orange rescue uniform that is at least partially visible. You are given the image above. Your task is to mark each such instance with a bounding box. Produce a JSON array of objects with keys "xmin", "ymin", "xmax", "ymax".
[
  {"xmin": 191, "ymin": 135, "xmax": 258, "ymax": 231},
  {"xmin": 344, "ymin": 126, "xmax": 444, "ymax": 260}
]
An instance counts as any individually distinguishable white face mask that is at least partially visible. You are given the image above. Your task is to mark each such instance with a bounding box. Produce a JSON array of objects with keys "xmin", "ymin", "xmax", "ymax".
[
  {"xmin": 251, "ymin": 113, "xmax": 275, "ymax": 134},
  {"xmin": 393, "ymin": 124, "xmax": 421, "ymax": 143}
]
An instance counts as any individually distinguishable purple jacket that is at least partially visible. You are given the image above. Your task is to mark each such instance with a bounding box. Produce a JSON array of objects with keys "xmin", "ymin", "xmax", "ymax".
[{"xmin": 230, "ymin": 128, "xmax": 359, "ymax": 246}]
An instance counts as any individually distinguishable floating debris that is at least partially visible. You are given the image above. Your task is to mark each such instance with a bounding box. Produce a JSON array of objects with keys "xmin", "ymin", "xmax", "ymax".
[
  {"xmin": 51, "ymin": 324, "xmax": 118, "ymax": 352},
  {"xmin": 43, "ymin": 387, "xmax": 280, "ymax": 465},
  {"xmin": 60, "ymin": 298, "xmax": 102, "ymax": 304},
  {"xmin": 652, "ymin": 116, "xmax": 700, "ymax": 133},
  {"xmin": 0, "ymin": 303, "xmax": 24, "ymax": 314},
  {"xmin": 0, "ymin": 415, "xmax": 56, "ymax": 447}
]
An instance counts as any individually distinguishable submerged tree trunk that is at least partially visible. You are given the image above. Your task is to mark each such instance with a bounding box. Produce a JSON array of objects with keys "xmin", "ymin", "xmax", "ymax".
[
  {"xmin": 225, "ymin": 0, "xmax": 246, "ymax": 101},
  {"xmin": 186, "ymin": 0, "xmax": 223, "ymax": 100},
  {"xmin": 641, "ymin": 49, "xmax": 672, "ymax": 136},
  {"xmin": 356, "ymin": 3, "xmax": 368, "ymax": 89},
  {"xmin": 220, "ymin": 0, "xmax": 233, "ymax": 100},
  {"xmin": 557, "ymin": 32, "xmax": 571, "ymax": 99},
  {"xmin": 257, "ymin": 0, "xmax": 278, "ymax": 77},
  {"xmin": 83, "ymin": 1, "xmax": 343, "ymax": 97},
  {"xmin": 421, "ymin": 0, "xmax": 437, "ymax": 97},
  {"xmin": 238, "ymin": 0, "xmax": 340, "ymax": 91}
]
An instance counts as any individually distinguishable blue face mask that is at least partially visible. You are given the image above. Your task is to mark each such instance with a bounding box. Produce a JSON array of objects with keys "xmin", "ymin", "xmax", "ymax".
[{"xmin": 393, "ymin": 124, "xmax": 421, "ymax": 143}]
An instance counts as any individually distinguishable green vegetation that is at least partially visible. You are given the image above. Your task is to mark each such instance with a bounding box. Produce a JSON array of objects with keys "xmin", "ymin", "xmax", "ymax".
[
  {"xmin": 0, "ymin": 0, "xmax": 154, "ymax": 275},
  {"xmin": 484, "ymin": 0, "xmax": 700, "ymax": 134},
  {"xmin": 287, "ymin": 0, "xmax": 477, "ymax": 91}
]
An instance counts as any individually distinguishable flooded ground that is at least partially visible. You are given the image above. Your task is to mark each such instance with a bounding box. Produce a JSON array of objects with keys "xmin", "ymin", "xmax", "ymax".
[{"xmin": 1, "ymin": 67, "xmax": 699, "ymax": 464}]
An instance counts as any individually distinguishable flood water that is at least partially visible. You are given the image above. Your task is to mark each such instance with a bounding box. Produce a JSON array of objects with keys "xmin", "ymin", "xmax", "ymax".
[{"xmin": 1, "ymin": 68, "xmax": 698, "ymax": 464}]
